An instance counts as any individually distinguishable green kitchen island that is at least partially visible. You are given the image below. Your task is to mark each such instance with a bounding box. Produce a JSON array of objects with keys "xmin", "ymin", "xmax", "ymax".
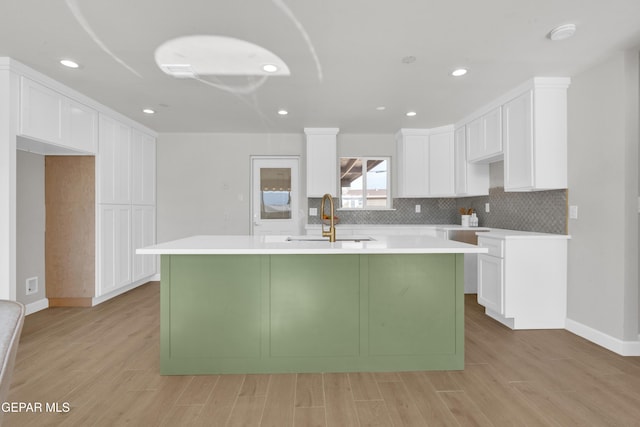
[{"xmin": 137, "ymin": 234, "xmax": 487, "ymax": 374}]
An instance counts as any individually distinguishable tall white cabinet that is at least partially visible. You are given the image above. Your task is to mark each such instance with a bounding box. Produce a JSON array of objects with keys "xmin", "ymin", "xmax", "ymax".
[{"xmin": 97, "ymin": 114, "xmax": 156, "ymax": 299}]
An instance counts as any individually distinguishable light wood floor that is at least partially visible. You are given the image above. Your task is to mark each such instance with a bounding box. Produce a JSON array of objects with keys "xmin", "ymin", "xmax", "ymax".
[{"xmin": 6, "ymin": 282, "xmax": 640, "ymax": 426}]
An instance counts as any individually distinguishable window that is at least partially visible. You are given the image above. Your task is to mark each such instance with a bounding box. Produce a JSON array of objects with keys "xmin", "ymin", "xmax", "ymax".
[{"xmin": 339, "ymin": 157, "xmax": 391, "ymax": 209}]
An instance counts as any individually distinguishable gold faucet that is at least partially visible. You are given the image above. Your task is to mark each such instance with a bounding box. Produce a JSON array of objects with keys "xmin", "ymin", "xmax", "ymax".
[{"xmin": 320, "ymin": 193, "xmax": 336, "ymax": 242}]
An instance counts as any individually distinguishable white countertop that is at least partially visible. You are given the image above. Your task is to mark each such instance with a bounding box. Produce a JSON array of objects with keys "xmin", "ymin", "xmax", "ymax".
[
  {"xmin": 478, "ymin": 229, "xmax": 571, "ymax": 240},
  {"xmin": 137, "ymin": 234, "xmax": 489, "ymax": 255}
]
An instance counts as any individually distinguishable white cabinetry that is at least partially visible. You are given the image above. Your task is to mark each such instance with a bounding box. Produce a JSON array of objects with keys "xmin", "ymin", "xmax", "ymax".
[
  {"xmin": 477, "ymin": 233, "xmax": 568, "ymax": 329},
  {"xmin": 305, "ymin": 128, "xmax": 338, "ymax": 197},
  {"xmin": 428, "ymin": 127, "xmax": 455, "ymax": 196},
  {"xmin": 98, "ymin": 115, "xmax": 131, "ymax": 204},
  {"xmin": 132, "ymin": 205, "xmax": 156, "ymax": 281},
  {"xmin": 395, "ymin": 129, "xmax": 429, "ymax": 197},
  {"xmin": 97, "ymin": 116, "xmax": 157, "ymax": 298},
  {"xmin": 395, "ymin": 127, "xmax": 455, "ymax": 197},
  {"xmin": 467, "ymin": 107, "xmax": 502, "ymax": 163},
  {"xmin": 454, "ymin": 126, "xmax": 489, "ymax": 196},
  {"xmin": 98, "ymin": 205, "xmax": 132, "ymax": 295},
  {"xmin": 132, "ymin": 129, "xmax": 156, "ymax": 205},
  {"xmin": 19, "ymin": 76, "xmax": 97, "ymax": 153},
  {"xmin": 503, "ymin": 79, "xmax": 569, "ymax": 191}
]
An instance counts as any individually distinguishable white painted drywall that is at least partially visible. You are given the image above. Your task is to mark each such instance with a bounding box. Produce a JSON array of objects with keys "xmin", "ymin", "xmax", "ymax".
[
  {"xmin": 156, "ymin": 133, "xmax": 305, "ymax": 242},
  {"xmin": 16, "ymin": 150, "xmax": 46, "ymax": 305},
  {"xmin": 567, "ymin": 50, "xmax": 639, "ymax": 341}
]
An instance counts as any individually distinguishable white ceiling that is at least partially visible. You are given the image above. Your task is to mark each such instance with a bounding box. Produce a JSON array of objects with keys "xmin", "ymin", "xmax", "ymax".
[{"xmin": 1, "ymin": 0, "xmax": 639, "ymax": 134}]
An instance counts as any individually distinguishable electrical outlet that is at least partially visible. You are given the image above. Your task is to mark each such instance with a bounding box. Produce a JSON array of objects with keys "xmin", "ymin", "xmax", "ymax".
[
  {"xmin": 569, "ymin": 205, "xmax": 578, "ymax": 219},
  {"xmin": 485, "ymin": 203, "xmax": 490, "ymax": 213},
  {"xmin": 26, "ymin": 277, "xmax": 38, "ymax": 295},
  {"xmin": 309, "ymin": 208, "xmax": 318, "ymax": 216},
  {"xmin": 415, "ymin": 204, "xmax": 421, "ymax": 213}
]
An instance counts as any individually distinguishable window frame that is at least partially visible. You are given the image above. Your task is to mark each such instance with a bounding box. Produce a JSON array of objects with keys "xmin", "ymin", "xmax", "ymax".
[{"xmin": 338, "ymin": 156, "xmax": 392, "ymax": 210}]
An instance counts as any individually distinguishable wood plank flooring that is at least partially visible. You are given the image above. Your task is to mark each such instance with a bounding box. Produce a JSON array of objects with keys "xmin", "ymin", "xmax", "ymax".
[{"xmin": 5, "ymin": 282, "xmax": 640, "ymax": 426}]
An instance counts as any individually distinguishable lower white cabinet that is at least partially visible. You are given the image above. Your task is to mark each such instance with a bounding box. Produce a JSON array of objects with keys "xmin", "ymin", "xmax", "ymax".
[
  {"xmin": 98, "ymin": 205, "xmax": 132, "ymax": 296},
  {"xmin": 477, "ymin": 234, "xmax": 568, "ymax": 329},
  {"xmin": 132, "ymin": 205, "xmax": 156, "ymax": 281}
]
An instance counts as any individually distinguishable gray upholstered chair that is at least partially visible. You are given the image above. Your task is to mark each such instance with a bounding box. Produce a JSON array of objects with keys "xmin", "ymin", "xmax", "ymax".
[{"xmin": 0, "ymin": 300, "xmax": 25, "ymax": 425}]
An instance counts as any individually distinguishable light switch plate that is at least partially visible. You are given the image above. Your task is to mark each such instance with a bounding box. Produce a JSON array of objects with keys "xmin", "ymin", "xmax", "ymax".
[
  {"xmin": 415, "ymin": 204, "xmax": 421, "ymax": 213},
  {"xmin": 309, "ymin": 208, "xmax": 318, "ymax": 216},
  {"xmin": 485, "ymin": 203, "xmax": 490, "ymax": 213}
]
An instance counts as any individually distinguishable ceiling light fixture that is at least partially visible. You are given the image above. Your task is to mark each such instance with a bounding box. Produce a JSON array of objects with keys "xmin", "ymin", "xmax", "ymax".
[
  {"xmin": 60, "ymin": 59, "xmax": 79, "ymax": 69},
  {"xmin": 406, "ymin": 111, "xmax": 417, "ymax": 117},
  {"xmin": 548, "ymin": 24, "xmax": 577, "ymax": 41},
  {"xmin": 142, "ymin": 109, "xmax": 155, "ymax": 114},
  {"xmin": 277, "ymin": 109, "xmax": 288, "ymax": 115},
  {"xmin": 451, "ymin": 68, "xmax": 468, "ymax": 77},
  {"xmin": 262, "ymin": 64, "xmax": 279, "ymax": 73},
  {"xmin": 376, "ymin": 106, "xmax": 386, "ymax": 111}
]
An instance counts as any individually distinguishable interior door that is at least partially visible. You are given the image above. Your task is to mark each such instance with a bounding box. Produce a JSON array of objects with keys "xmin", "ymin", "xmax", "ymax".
[{"xmin": 251, "ymin": 157, "xmax": 300, "ymax": 236}]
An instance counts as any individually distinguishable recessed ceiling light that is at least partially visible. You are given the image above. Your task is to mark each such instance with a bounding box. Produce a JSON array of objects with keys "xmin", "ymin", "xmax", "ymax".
[
  {"xmin": 401, "ymin": 56, "xmax": 416, "ymax": 64},
  {"xmin": 262, "ymin": 64, "xmax": 279, "ymax": 73},
  {"xmin": 406, "ymin": 111, "xmax": 417, "ymax": 117},
  {"xmin": 451, "ymin": 68, "xmax": 468, "ymax": 77},
  {"xmin": 277, "ymin": 109, "xmax": 288, "ymax": 115},
  {"xmin": 142, "ymin": 109, "xmax": 155, "ymax": 114},
  {"xmin": 60, "ymin": 59, "xmax": 79, "ymax": 69},
  {"xmin": 376, "ymin": 106, "xmax": 386, "ymax": 111},
  {"xmin": 549, "ymin": 24, "xmax": 577, "ymax": 41}
]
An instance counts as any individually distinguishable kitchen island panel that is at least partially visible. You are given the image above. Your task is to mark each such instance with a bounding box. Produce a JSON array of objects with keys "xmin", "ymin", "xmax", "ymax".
[
  {"xmin": 270, "ymin": 255, "xmax": 360, "ymax": 357},
  {"xmin": 368, "ymin": 254, "xmax": 459, "ymax": 356},
  {"xmin": 160, "ymin": 253, "xmax": 464, "ymax": 374}
]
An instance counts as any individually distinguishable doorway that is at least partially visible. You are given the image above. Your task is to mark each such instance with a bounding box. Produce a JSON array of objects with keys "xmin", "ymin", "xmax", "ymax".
[{"xmin": 251, "ymin": 157, "xmax": 301, "ymax": 236}]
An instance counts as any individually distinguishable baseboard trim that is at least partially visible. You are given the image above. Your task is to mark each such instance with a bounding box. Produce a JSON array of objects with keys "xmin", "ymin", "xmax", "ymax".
[
  {"xmin": 92, "ymin": 276, "xmax": 157, "ymax": 306},
  {"xmin": 25, "ymin": 298, "xmax": 49, "ymax": 315},
  {"xmin": 565, "ymin": 318, "xmax": 640, "ymax": 356}
]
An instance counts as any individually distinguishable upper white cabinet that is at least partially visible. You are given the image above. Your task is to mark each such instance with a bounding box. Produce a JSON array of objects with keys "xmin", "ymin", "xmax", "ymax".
[
  {"xmin": 428, "ymin": 127, "xmax": 455, "ymax": 196},
  {"xmin": 395, "ymin": 127, "xmax": 456, "ymax": 197},
  {"xmin": 20, "ymin": 77, "xmax": 64, "ymax": 144},
  {"xmin": 503, "ymin": 79, "xmax": 569, "ymax": 191},
  {"xmin": 98, "ymin": 114, "xmax": 132, "ymax": 204},
  {"xmin": 305, "ymin": 128, "xmax": 338, "ymax": 197},
  {"xmin": 67, "ymin": 98, "xmax": 98, "ymax": 153},
  {"xmin": 132, "ymin": 129, "xmax": 156, "ymax": 205},
  {"xmin": 19, "ymin": 76, "xmax": 97, "ymax": 153},
  {"xmin": 466, "ymin": 106, "xmax": 502, "ymax": 163},
  {"xmin": 395, "ymin": 129, "xmax": 429, "ymax": 197},
  {"xmin": 454, "ymin": 126, "xmax": 489, "ymax": 196}
]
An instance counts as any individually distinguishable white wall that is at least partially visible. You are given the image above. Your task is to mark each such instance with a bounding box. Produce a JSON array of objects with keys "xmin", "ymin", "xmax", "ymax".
[
  {"xmin": 566, "ymin": 50, "xmax": 639, "ymax": 344},
  {"xmin": 16, "ymin": 150, "xmax": 46, "ymax": 305},
  {"xmin": 338, "ymin": 133, "xmax": 394, "ymax": 158},
  {"xmin": 157, "ymin": 133, "xmax": 305, "ymax": 242}
]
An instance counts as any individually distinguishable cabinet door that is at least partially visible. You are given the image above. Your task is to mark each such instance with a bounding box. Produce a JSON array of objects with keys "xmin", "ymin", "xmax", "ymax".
[
  {"xmin": 132, "ymin": 130, "xmax": 156, "ymax": 205},
  {"xmin": 428, "ymin": 130, "xmax": 454, "ymax": 196},
  {"xmin": 67, "ymin": 98, "xmax": 98, "ymax": 154},
  {"xmin": 98, "ymin": 115, "xmax": 131, "ymax": 204},
  {"xmin": 305, "ymin": 128, "xmax": 338, "ymax": 197},
  {"xmin": 504, "ymin": 91, "xmax": 534, "ymax": 190},
  {"xmin": 98, "ymin": 205, "xmax": 132, "ymax": 295},
  {"xmin": 397, "ymin": 134, "xmax": 429, "ymax": 197},
  {"xmin": 466, "ymin": 118, "xmax": 484, "ymax": 162},
  {"xmin": 19, "ymin": 77, "xmax": 64, "ymax": 144},
  {"xmin": 454, "ymin": 127, "xmax": 467, "ymax": 195},
  {"xmin": 132, "ymin": 205, "xmax": 156, "ymax": 281},
  {"xmin": 477, "ymin": 254, "xmax": 504, "ymax": 315},
  {"xmin": 483, "ymin": 107, "xmax": 502, "ymax": 157}
]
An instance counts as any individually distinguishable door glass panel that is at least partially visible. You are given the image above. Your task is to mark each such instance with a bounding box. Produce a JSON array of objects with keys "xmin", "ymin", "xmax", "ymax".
[
  {"xmin": 260, "ymin": 168, "xmax": 292, "ymax": 219},
  {"xmin": 366, "ymin": 159, "xmax": 388, "ymax": 207}
]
